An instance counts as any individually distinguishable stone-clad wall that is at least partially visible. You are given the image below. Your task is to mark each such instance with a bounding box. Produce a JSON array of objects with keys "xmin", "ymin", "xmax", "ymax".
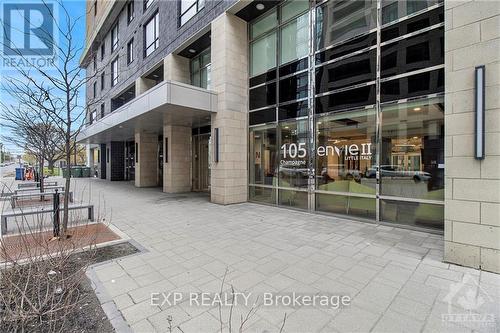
[
  {"xmin": 210, "ymin": 13, "xmax": 248, "ymax": 205},
  {"xmin": 134, "ymin": 132, "xmax": 158, "ymax": 187},
  {"xmin": 444, "ymin": 0, "xmax": 500, "ymax": 273}
]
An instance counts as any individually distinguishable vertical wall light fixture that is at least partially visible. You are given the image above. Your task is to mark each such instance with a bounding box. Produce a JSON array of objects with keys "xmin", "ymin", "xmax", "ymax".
[
  {"xmin": 475, "ymin": 66, "xmax": 485, "ymax": 160},
  {"xmin": 214, "ymin": 128, "xmax": 220, "ymax": 163}
]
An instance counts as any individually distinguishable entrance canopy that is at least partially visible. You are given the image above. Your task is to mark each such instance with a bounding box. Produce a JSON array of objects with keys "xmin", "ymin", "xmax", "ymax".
[{"xmin": 77, "ymin": 80, "xmax": 217, "ymax": 144}]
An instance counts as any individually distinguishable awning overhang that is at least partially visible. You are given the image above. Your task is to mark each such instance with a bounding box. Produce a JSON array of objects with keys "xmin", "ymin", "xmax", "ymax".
[{"xmin": 77, "ymin": 80, "xmax": 217, "ymax": 144}]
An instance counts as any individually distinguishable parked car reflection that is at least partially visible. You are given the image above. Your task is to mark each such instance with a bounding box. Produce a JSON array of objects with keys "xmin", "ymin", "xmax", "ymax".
[{"xmin": 365, "ymin": 165, "xmax": 431, "ymax": 182}]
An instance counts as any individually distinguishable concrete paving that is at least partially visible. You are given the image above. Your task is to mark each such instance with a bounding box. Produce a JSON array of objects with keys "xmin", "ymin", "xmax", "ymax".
[{"xmin": 63, "ymin": 178, "xmax": 500, "ymax": 332}]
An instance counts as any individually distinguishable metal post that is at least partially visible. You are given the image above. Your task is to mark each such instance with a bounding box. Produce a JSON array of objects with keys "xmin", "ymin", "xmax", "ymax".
[{"xmin": 53, "ymin": 189, "xmax": 60, "ymax": 237}]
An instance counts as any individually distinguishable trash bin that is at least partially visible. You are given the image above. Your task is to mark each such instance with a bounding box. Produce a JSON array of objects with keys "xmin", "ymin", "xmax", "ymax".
[
  {"xmin": 81, "ymin": 167, "xmax": 91, "ymax": 177},
  {"xmin": 15, "ymin": 167, "xmax": 25, "ymax": 180},
  {"xmin": 71, "ymin": 166, "xmax": 82, "ymax": 178},
  {"xmin": 62, "ymin": 168, "xmax": 69, "ymax": 178}
]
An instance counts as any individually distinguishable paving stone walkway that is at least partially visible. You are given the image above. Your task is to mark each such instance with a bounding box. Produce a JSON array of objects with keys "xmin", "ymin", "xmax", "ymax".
[{"xmin": 73, "ymin": 178, "xmax": 499, "ymax": 333}]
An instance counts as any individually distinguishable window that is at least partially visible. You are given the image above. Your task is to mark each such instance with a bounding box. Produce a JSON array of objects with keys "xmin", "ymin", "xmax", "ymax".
[
  {"xmin": 100, "ymin": 103, "xmax": 105, "ymax": 118},
  {"xmin": 93, "ymin": 0, "xmax": 97, "ymax": 16},
  {"xmin": 280, "ymin": 13, "xmax": 309, "ymax": 65},
  {"xmin": 381, "ymin": 0, "xmax": 442, "ymax": 25},
  {"xmin": 180, "ymin": 0, "xmax": 204, "ymax": 26},
  {"xmin": 111, "ymin": 57, "xmax": 119, "ymax": 86},
  {"xmin": 93, "ymin": 55, "xmax": 97, "ymax": 72},
  {"xmin": 111, "ymin": 23, "xmax": 119, "ymax": 52},
  {"xmin": 250, "ymin": 9, "xmax": 277, "ymax": 39},
  {"xmin": 127, "ymin": 0, "xmax": 134, "ymax": 23},
  {"xmin": 380, "ymin": 97, "xmax": 444, "ymax": 229},
  {"xmin": 249, "ymin": 125, "xmax": 277, "ymax": 204},
  {"xmin": 250, "ymin": 32, "xmax": 277, "ymax": 77},
  {"xmin": 190, "ymin": 48, "xmax": 210, "ymax": 89},
  {"xmin": 100, "ymin": 43, "xmax": 105, "ymax": 60},
  {"xmin": 89, "ymin": 109, "xmax": 97, "ymax": 124},
  {"xmin": 316, "ymin": 0, "xmax": 377, "ymax": 50},
  {"xmin": 144, "ymin": 0, "xmax": 153, "ymax": 10},
  {"xmin": 315, "ymin": 108, "xmax": 377, "ymax": 219},
  {"xmin": 93, "ymin": 81, "xmax": 97, "ymax": 98},
  {"xmin": 144, "ymin": 12, "xmax": 159, "ymax": 57},
  {"xmin": 100, "ymin": 72, "xmax": 105, "ymax": 90},
  {"xmin": 127, "ymin": 39, "xmax": 134, "ymax": 64}
]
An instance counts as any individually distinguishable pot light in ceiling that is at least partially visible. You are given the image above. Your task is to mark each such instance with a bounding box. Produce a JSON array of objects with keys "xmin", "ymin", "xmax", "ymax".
[
  {"xmin": 256, "ymin": 3, "xmax": 265, "ymax": 10},
  {"xmin": 413, "ymin": 107, "xmax": 421, "ymax": 111},
  {"xmin": 189, "ymin": 48, "xmax": 196, "ymax": 53}
]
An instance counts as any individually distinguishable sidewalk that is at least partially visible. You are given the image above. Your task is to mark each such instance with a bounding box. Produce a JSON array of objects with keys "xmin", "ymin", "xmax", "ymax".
[{"xmin": 74, "ymin": 178, "xmax": 499, "ymax": 333}]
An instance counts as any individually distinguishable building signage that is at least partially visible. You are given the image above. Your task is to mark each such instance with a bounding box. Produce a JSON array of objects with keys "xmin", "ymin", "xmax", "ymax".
[{"xmin": 280, "ymin": 142, "xmax": 372, "ymax": 164}]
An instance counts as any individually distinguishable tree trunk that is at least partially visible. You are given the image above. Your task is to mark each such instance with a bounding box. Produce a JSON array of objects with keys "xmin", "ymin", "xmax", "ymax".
[
  {"xmin": 47, "ymin": 159, "xmax": 55, "ymax": 174},
  {"xmin": 61, "ymin": 141, "xmax": 71, "ymax": 236},
  {"xmin": 39, "ymin": 155, "xmax": 44, "ymax": 194}
]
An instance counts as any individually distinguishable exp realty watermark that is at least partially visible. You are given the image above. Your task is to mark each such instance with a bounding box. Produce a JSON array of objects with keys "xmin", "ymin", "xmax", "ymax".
[
  {"xmin": 1, "ymin": 1, "xmax": 57, "ymax": 69},
  {"xmin": 151, "ymin": 292, "xmax": 351, "ymax": 310}
]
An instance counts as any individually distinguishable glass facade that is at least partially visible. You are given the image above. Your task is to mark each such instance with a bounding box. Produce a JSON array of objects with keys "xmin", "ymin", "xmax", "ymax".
[
  {"xmin": 190, "ymin": 48, "xmax": 211, "ymax": 89},
  {"xmin": 248, "ymin": 0, "xmax": 445, "ymax": 230}
]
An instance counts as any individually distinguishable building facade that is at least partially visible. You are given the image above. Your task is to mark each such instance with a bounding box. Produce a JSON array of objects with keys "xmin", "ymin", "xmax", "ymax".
[{"xmin": 79, "ymin": 0, "xmax": 500, "ymax": 273}]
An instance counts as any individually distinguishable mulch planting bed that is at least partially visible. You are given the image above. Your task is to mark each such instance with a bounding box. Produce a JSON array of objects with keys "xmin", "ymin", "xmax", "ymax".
[
  {"xmin": 0, "ymin": 223, "xmax": 120, "ymax": 261},
  {"xmin": 1, "ymin": 225, "xmax": 140, "ymax": 333}
]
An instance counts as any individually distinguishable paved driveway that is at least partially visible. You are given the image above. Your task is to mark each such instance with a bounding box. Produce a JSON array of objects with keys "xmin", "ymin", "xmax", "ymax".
[{"xmin": 72, "ymin": 178, "xmax": 499, "ymax": 333}]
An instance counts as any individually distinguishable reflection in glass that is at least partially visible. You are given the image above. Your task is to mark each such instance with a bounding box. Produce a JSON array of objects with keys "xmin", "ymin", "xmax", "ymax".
[
  {"xmin": 279, "ymin": 73, "xmax": 308, "ymax": 103},
  {"xmin": 315, "ymin": 84, "xmax": 376, "ymax": 114},
  {"xmin": 278, "ymin": 101, "xmax": 308, "ymax": 121},
  {"xmin": 249, "ymin": 186, "xmax": 276, "ymax": 204},
  {"xmin": 281, "ymin": 0, "xmax": 309, "ymax": 22},
  {"xmin": 279, "ymin": 189, "xmax": 308, "ymax": 209},
  {"xmin": 249, "ymin": 82, "xmax": 277, "ymax": 110},
  {"xmin": 381, "ymin": 6, "xmax": 443, "ymax": 42},
  {"xmin": 250, "ymin": 108, "xmax": 276, "ymax": 126},
  {"xmin": 381, "ymin": 200, "xmax": 443, "ymax": 229},
  {"xmin": 280, "ymin": 13, "xmax": 309, "ymax": 65},
  {"xmin": 381, "ymin": 0, "xmax": 442, "ymax": 26},
  {"xmin": 279, "ymin": 120, "xmax": 308, "ymax": 189},
  {"xmin": 316, "ymin": 193, "xmax": 376, "ymax": 219},
  {"xmin": 315, "ymin": 33, "xmax": 376, "ymax": 65},
  {"xmin": 316, "ymin": 108, "xmax": 376, "ymax": 194},
  {"xmin": 316, "ymin": 49, "xmax": 376, "ymax": 93},
  {"xmin": 381, "ymin": 68, "xmax": 444, "ymax": 102},
  {"xmin": 250, "ymin": 125, "xmax": 277, "ymax": 186},
  {"xmin": 251, "ymin": 9, "xmax": 277, "ymax": 39},
  {"xmin": 381, "ymin": 27, "xmax": 444, "ymax": 78},
  {"xmin": 316, "ymin": 0, "xmax": 376, "ymax": 50},
  {"xmin": 250, "ymin": 32, "xmax": 277, "ymax": 77},
  {"xmin": 380, "ymin": 97, "xmax": 444, "ymax": 200}
]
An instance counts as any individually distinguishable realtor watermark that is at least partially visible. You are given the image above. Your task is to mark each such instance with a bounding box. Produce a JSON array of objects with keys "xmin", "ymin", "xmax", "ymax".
[
  {"xmin": 151, "ymin": 292, "xmax": 351, "ymax": 310},
  {"xmin": 442, "ymin": 273, "xmax": 496, "ymax": 329},
  {"xmin": 1, "ymin": 1, "xmax": 57, "ymax": 69}
]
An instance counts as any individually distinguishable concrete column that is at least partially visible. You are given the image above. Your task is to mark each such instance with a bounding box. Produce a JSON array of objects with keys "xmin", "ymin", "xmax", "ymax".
[
  {"xmin": 444, "ymin": 0, "xmax": 500, "ymax": 273},
  {"xmin": 86, "ymin": 144, "xmax": 92, "ymax": 167},
  {"xmin": 136, "ymin": 77, "xmax": 156, "ymax": 95},
  {"xmin": 164, "ymin": 54, "xmax": 190, "ymax": 83},
  {"xmin": 134, "ymin": 131, "xmax": 158, "ymax": 187},
  {"xmin": 163, "ymin": 125, "xmax": 191, "ymax": 193},
  {"xmin": 210, "ymin": 13, "xmax": 248, "ymax": 204}
]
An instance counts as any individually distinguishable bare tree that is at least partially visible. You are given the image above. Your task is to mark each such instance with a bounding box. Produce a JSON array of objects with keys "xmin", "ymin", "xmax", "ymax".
[
  {"xmin": 1, "ymin": 0, "xmax": 104, "ymax": 237},
  {"xmin": 0, "ymin": 98, "xmax": 65, "ymax": 185}
]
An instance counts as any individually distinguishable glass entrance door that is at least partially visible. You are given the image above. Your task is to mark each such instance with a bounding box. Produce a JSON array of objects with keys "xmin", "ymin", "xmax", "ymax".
[
  {"xmin": 125, "ymin": 141, "xmax": 135, "ymax": 181},
  {"xmin": 192, "ymin": 134, "xmax": 210, "ymax": 192}
]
